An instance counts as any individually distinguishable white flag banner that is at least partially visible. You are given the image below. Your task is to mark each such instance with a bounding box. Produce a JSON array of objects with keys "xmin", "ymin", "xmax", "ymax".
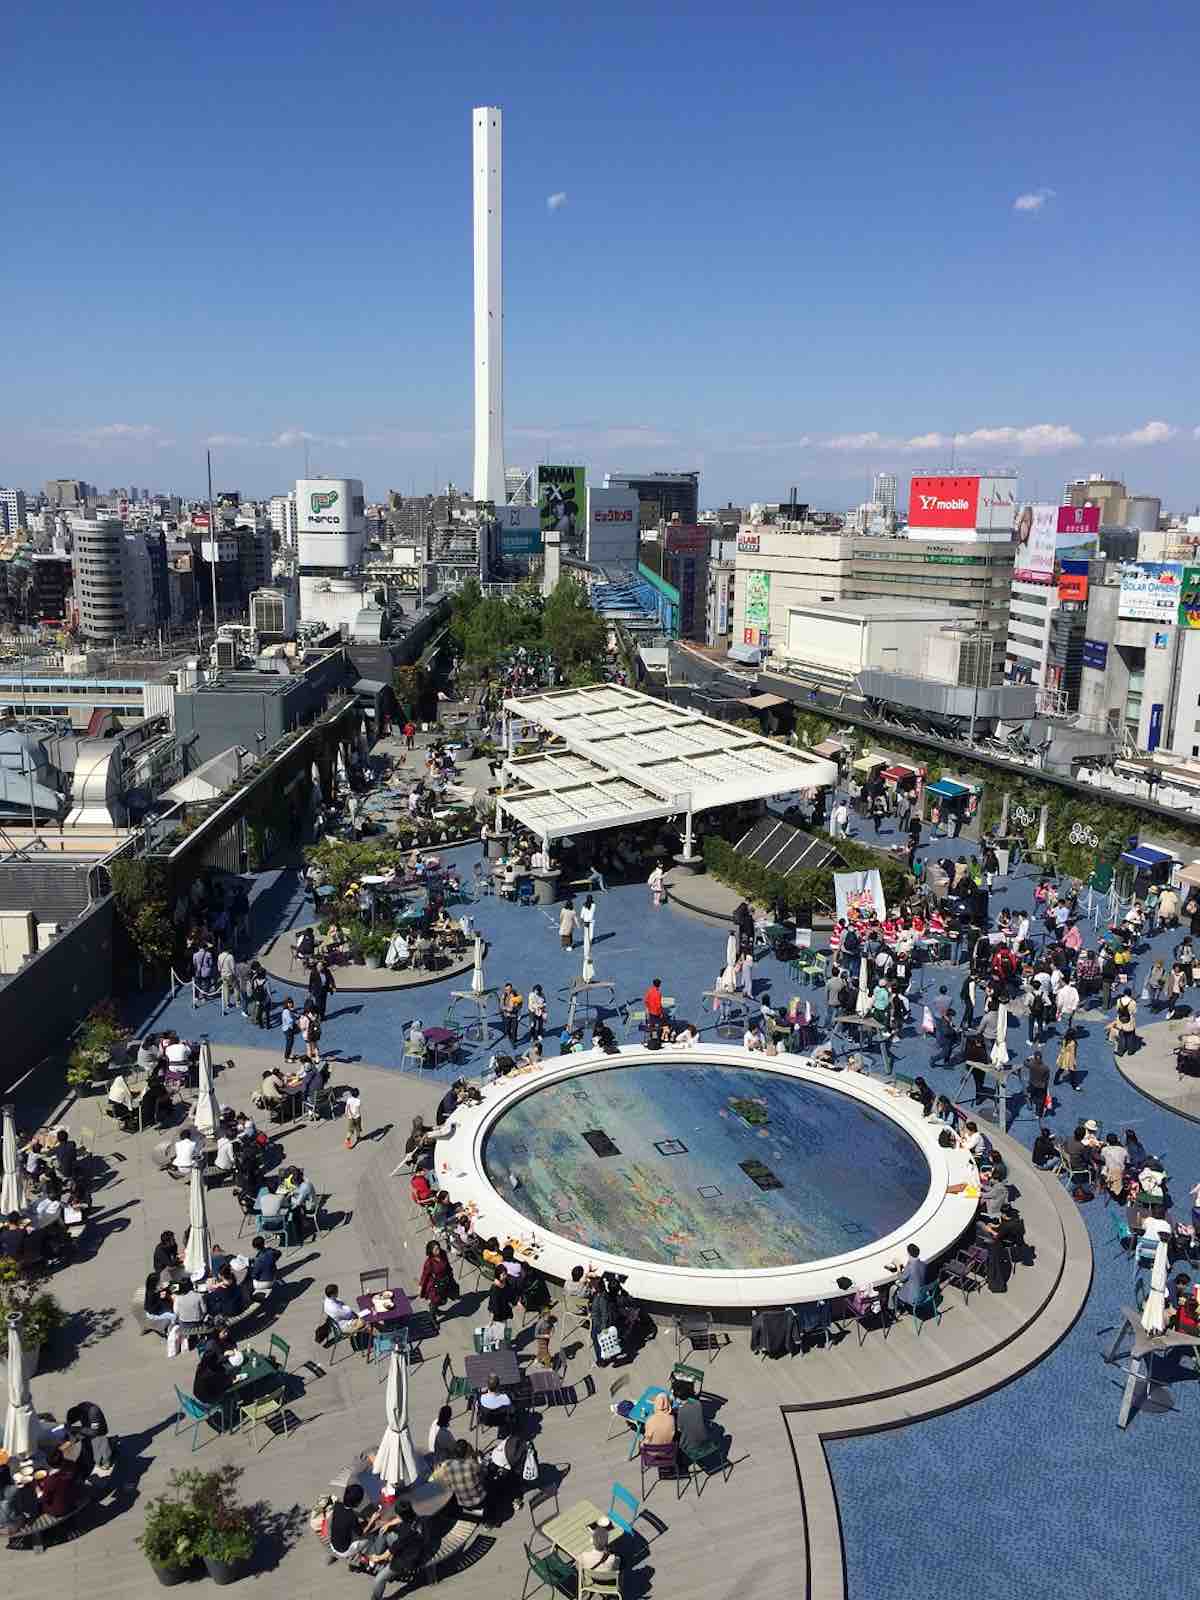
[{"xmin": 833, "ymin": 869, "xmax": 887, "ymax": 925}]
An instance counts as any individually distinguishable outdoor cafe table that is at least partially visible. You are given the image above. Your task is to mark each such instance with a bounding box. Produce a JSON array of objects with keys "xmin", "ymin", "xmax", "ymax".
[
  {"xmin": 222, "ymin": 1346, "xmax": 281, "ymax": 1427},
  {"xmin": 540, "ymin": 1498, "xmax": 605, "ymax": 1562},
  {"xmin": 356, "ymin": 1289, "xmax": 414, "ymax": 1328},
  {"xmin": 462, "ymin": 1348, "xmax": 521, "ymax": 1394},
  {"xmin": 422, "ymin": 1027, "xmax": 459, "ymax": 1065}
]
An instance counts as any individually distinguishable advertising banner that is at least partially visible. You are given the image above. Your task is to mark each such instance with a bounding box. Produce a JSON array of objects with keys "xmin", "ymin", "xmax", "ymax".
[
  {"xmin": 1118, "ymin": 561, "xmax": 1182, "ymax": 623},
  {"xmin": 499, "ymin": 504, "xmax": 542, "ymax": 556},
  {"xmin": 1058, "ymin": 562, "xmax": 1089, "ymax": 603},
  {"xmin": 1081, "ymin": 638, "xmax": 1109, "ymax": 671},
  {"xmin": 1148, "ymin": 703, "xmax": 1163, "ymax": 751},
  {"xmin": 1057, "ymin": 505, "xmax": 1101, "ymax": 535},
  {"xmin": 1013, "ymin": 503, "xmax": 1058, "ymax": 583},
  {"xmin": 1178, "ymin": 566, "xmax": 1200, "ymax": 629},
  {"xmin": 833, "ymin": 869, "xmax": 888, "ymax": 926},
  {"xmin": 907, "ymin": 475, "xmax": 980, "ymax": 531},
  {"xmin": 538, "ymin": 465, "xmax": 585, "ymax": 543},
  {"xmin": 296, "ymin": 477, "xmax": 365, "ymax": 533},
  {"xmin": 585, "ymin": 486, "xmax": 638, "ymax": 565},
  {"xmin": 745, "ymin": 570, "xmax": 771, "ymax": 626}
]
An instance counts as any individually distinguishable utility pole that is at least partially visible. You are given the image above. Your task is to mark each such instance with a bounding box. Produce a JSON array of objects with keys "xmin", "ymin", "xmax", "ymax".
[{"xmin": 207, "ymin": 449, "xmax": 219, "ymax": 637}]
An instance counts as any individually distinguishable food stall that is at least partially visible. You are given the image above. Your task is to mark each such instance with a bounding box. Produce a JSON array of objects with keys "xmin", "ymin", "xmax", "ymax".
[
  {"xmin": 1117, "ymin": 840, "xmax": 1179, "ymax": 901},
  {"xmin": 923, "ymin": 776, "xmax": 983, "ymax": 838}
]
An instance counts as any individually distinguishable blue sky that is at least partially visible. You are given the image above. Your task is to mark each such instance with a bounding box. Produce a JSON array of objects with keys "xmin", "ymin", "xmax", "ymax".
[{"xmin": 3, "ymin": 1, "xmax": 1197, "ymax": 510}]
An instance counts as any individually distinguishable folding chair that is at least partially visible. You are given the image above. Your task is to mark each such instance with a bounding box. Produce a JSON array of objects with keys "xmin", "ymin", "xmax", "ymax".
[
  {"xmin": 606, "ymin": 1481, "xmax": 660, "ymax": 1551},
  {"xmin": 939, "ymin": 1247, "xmax": 988, "ymax": 1305},
  {"xmin": 680, "ymin": 1434, "xmax": 734, "ymax": 1497},
  {"xmin": 441, "ymin": 1352, "xmax": 472, "ymax": 1414},
  {"xmin": 268, "ymin": 1333, "xmax": 291, "ymax": 1370},
  {"xmin": 604, "ymin": 1375, "xmax": 632, "ymax": 1441},
  {"xmin": 173, "ymin": 1385, "xmax": 223, "ymax": 1451},
  {"xmin": 668, "ymin": 1362, "xmax": 705, "ymax": 1400},
  {"xmin": 237, "ymin": 1381, "xmax": 293, "ymax": 1451},
  {"xmin": 639, "ymin": 1439, "xmax": 682, "ymax": 1502},
  {"xmin": 526, "ymin": 1487, "xmax": 560, "ymax": 1551},
  {"xmin": 906, "ymin": 1282, "xmax": 943, "ymax": 1336},
  {"xmin": 673, "ymin": 1310, "xmax": 721, "ymax": 1364},
  {"xmin": 521, "ymin": 1539, "xmax": 575, "ymax": 1600}
]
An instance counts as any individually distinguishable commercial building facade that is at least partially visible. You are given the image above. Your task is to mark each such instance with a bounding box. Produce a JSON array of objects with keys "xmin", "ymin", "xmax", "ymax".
[{"xmin": 604, "ymin": 470, "xmax": 700, "ymax": 530}]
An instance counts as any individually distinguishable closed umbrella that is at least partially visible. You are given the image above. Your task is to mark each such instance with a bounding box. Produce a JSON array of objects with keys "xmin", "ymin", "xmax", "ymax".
[
  {"xmin": 374, "ymin": 1347, "xmax": 418, "ymax": 1491},
  {"xmin": 1034, "ymin": 805, "xmax": 1048, "ymax": 852},
  {"xmin": 1141, "ymin": 1237, "xmax": 1169, "ymax": 1334},
  {"xmin": 183, "ymin": 1164, "xmax": 212, "ymax": 1283},
  {"xmin": 990, "ymin": 1003, "xmax": 1010, "ymax": 1067},
  {"xmin": 194, "ymin": 1042, "xmax": 220, "ymax": 1137},
  {"xmin": 998, "ymin": 793, "xmax": 1010, "ymax": 836},
  {"xmin": 582, "ymin": 919, "xmax": 595, "ymax": 984},
  {"xmin": 471, "ymin": 935, "xmax": 485, "ymax": 996},
  {"xmin": 3, "ymin": 1320, "xmax": 37, "ymax": 1457},
  {"xmin": 0, "ymin": 1102, "xmax": 20, "ymax": 1215},
  {"xmin": 855, "ymin": 956, "xmax": 872, "ymax": 1017}
]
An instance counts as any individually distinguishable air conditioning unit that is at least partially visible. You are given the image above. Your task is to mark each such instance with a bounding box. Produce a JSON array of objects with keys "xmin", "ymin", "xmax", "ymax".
[{"xmin": 214, "ymin": 636, "xmax": 238, "ymax": 669}]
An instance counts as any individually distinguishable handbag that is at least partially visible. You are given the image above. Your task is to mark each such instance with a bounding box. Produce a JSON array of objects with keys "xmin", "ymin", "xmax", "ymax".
[
  {"xmin": 598, "ymin": 1324, "xmax": 622, "ymax": 1360},
  {"xmin": 522, "ymin": 1442, "xmax": 540, "ymax": 1484}
]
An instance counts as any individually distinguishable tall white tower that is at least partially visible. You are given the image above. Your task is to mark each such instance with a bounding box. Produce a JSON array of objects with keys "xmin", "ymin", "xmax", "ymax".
[{"xmin": 472, "ymin": 106, "xmax": 504, "ymax": 506}]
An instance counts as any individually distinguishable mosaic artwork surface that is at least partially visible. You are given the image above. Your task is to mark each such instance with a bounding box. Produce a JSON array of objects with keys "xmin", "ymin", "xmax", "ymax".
[{"xmin": 481, "ymin": 1060, "xmax": 931, "ymax": 1269}]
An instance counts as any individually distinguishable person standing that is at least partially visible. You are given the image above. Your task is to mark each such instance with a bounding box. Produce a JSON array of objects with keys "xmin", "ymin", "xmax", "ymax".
[
  {"xmin": 1112, "ymin": 993, "xmax": 1138, "ymax": 1057},
  {"xmin": 648, "ymin": 861, "xmax": 666, "ymax": 908},
  {"xmin": 499, "ymin": 982, "xmax": 523, "ymax": 1044},
  {"xmin": 344, "ymin": 1085, "xmax": 363, "ymax": 1150},
  {"xmin": 527, "ymin": 983, "xmax": 546, "ymax": 1043},
  {"xmin": 192, "ymin": 941, "xmax": 214, "ymax": 991},
  {"xmin": 403, "ymin": 720, "xmax": 416, "ymax": 751},
  {"xmin": 280, "ymin": 996, "xmax": 298, "ymax": 1063},
  {"xmin": 871, "ymin": 792, "xmax": 887, "ymax": 834},
  {"xmin": 558, "ymin": 900, "xmax": 577, "ymax": 951},
  {"xmin": 309, "ymin": 958, "xmax": 337, "ymax": 1021},
  {"xmin": 579, "ymin": 894, "xmax": 596, "ymax": 945},
  {"xmin": 830, "ymin": 800, "xmax": 849, "ymax": 840},
  {"xmin": 217, "ymin": 944, "xmax": 239, "ymax": 1010}
]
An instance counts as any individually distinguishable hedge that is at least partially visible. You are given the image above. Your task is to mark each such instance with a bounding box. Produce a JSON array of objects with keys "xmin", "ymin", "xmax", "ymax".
[{"xmin": 702, "ymin": 832, "xmax": 910, "ymax": 919}]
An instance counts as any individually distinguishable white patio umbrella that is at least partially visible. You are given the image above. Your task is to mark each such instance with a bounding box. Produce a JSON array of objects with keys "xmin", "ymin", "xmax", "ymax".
[
  {"xmin": 470, "ymin": 935, "xmax": 486, "ymax": 996},
  {"xmin": 990, "ymin": 1003, "xmax": 1010, "ymax": 1067},
  {"xmin": 998, "ymin": 793, "xmax": 1010, "ymax": 836},
  {"xmin": 183, "ymin": 1163, "xmax": 212, "ymax": 1283},
  {"xmin": 582, "ymin": 919, "xmax": 595, "ymax": 984},
  {"xmin": 374, "ymin": 1347, "xmax": 418, "ymax": 1491},
  {"xmin": 0, "ymin": 1102, "xmax": 20, "ymax": 1215},
  {"xmin": 1141, "ymin": 1237, "xmax": 1169, "ymax": 1334},
  {"xmin": 194, "ymin": 1041, "xmax": 220, "ymax": 1137},
  {"xmin": 3, "ymin": 1320, "xmax": 37, "ymax": 1457},
  {"xmin": 1034, "ymin": 805, "xmax": 1048, "ymax": 852},
  {"xmin": 855, "ymin": 956, "xmax": 872, "ymax": 1017}
]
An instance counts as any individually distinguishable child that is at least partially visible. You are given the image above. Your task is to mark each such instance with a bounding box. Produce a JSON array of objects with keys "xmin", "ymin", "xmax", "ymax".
[
  {"xmin": 534, "ymin": 1310, "xmax": 558, "ymax": 1368},
  {"xmin": 344, "ymin": 1085, "xmax": 362, "ymax": 1150}
]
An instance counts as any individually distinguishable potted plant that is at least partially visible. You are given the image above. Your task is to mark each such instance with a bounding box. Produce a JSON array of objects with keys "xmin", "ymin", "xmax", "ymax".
[
  {"xmin": 67, "ymin": 1001, "xmax": 131, "ymax": 1094},
  {"xmin": 136, "ymin": 1485, "xmax": 204, "ymax": 1586},
  {"xmin": 182, "ymin": 1463, "xmax": 256, "ymax": 1585},
  {"xmin": 362, "ymin": 930, "xmax": 389, "ymax": 971}
]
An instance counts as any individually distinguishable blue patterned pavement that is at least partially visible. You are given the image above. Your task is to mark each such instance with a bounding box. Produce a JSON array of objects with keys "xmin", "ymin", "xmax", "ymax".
[{"xmin": 123, "ymin": 818, "xmax": 1200, "ymax": 1599}]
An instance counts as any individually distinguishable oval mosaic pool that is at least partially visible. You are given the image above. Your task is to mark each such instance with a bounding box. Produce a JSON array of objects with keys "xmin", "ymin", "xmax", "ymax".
[{"xmin": 480, "ymin": 1060, "xmax": 932, "ymax": 1270}]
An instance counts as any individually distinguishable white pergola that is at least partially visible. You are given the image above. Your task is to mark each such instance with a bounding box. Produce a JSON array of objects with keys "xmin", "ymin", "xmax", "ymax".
[{"xmin": 497, "ymin": 684, "xmax": 839, "ymax": 849}]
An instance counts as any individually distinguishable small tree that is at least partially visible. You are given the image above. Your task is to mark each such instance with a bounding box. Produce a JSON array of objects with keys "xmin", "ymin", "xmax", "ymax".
[{"xmin": 109, "ymin": 857, "xmax": 176, "ymax": 970}]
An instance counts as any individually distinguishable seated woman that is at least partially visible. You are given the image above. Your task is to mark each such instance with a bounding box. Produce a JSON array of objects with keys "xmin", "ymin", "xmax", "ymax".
[
  {"xmin": 106, "ymin": 1073, "xmax": 142, "ymax": 1130},
  {"xmin": 642, "ymin": 1391, "xmax": 676, "ymax": 1444},
  {"xmin": 259, "ymin": 1067, "xmax": 286, "ymax": 1108},
  {"xmin": 319, "ymin": 921, "xmax": 349, "ymax": 957},
  {"xmin": 384, "ymin": 930, "xmax": 410, "ymax": 969}
]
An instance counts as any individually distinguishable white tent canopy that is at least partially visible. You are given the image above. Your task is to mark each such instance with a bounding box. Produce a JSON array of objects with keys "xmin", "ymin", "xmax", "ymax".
[{"xmin": 499, "ymin": 684, "xmax": 838, "ymax": 843}]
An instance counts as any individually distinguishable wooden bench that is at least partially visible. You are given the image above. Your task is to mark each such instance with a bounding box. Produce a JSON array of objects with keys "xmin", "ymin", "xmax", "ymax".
[{"xmin": 5, "ymin": 1488, "xmax": 92, "ymax": 1552}]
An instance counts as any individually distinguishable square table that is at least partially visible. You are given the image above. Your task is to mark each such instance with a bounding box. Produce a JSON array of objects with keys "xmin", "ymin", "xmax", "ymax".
[
  {"xmin": 422, "ymin": 1027, "xmax": 459, "ymax": 1065},
  {"xmin": 356, "ymin": 1289, "xmax": 414, "ymax": 1328},
  {"xmin": 462, "ymin": 1348, "xmax": 520, "ymax": 1394},
  {"xmin": 222, "ymin": 1347, "xmax": 280, "ymax": 1427},
  {"xmin": 626, "ymin": 1384, "xmax": 669, "ymax": 1427},
  {"xmin": 540, "ymin": 1498, "xmax": 605, "ymax": 1561}
]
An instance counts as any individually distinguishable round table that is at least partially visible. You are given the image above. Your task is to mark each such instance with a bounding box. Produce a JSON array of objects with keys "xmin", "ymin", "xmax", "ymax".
[
  {"xmin": 422, "ymin": 1027, "xmax": 459, "ymax": 1064},
  {"xmin": 397, "ymin": 1477, "xmax": 454, "ymax": 1517}
]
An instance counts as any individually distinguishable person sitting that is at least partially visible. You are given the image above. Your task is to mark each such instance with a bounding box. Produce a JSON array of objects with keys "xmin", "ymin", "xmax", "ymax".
[
  {"xmin": 477, "ymin": 1373, "xmax": 513, "ymax": 1427},
  {"xmin": 204, "ymin": 1263, "xmax": 244, "ymax": 1320},
  {"xmin": 295, "ymin": 926, "xmax": 317, "ymax": 964},
  {"xmin": 0, "ymin": 1457, "xmax": 36, "ymax": 1533},
  {"xmin": 35, "ymin": 1447, "xmax": 81, "ymax": 1520},
  {"xmin": 410, "ymin": 1170, "xmax": 434, "ymax": 1207},
  {"xmin": 674, "ymin": 1393, "xmax": 713, "ymax": 1458},
  {"xmin": 364, "ymin": 1503, "xmax": 429, "ymax": 1598},
  {"xmin": 328, "ymin": 1482, "xmax": 373, "ymax": 1562},
  {"xmin": 319, "ymin": 921, "xmax": 348, "ymax": 958},
  {"xmin": 743, "ymin": 1023, "xmax": 765, "ymax": 1052},
  {"xmin": 211, "ymin": 1131, "xmax": 237, "ymax": 1178},
  {"xmin": 172, "ymin": 1128, "xmax": 199, "ymax": 1174},
  {"xmin": 432, "ymin": 1439, "xmax": 488, "ymax": 1518},
  {"xmin": 1172, "ymin": 1276, "xmax": 1200, "ymax": 1332},
  {"xmin": 642, "ymin": 1391, "xmax": 676, "ymax": 1444},
  {"xmin": 164, "ymin": 1033, "xmax": 194, "ymax": 1073},
  {"xmin": 428, "ymin": 1403, "xmax": 457, "ymax": 1462},
  {"xmin": 106, "ymin": 1073, "xmax": 142, "ymax": 1130},
  {"xmin": 256, "ymin": 1177, "xmax": 288, "ymax": 1221},
  {"xmin": 890, "ymin": 1242, "xmax": 928, "ymax": 1310},
  {"xmin": 384, "ymin": 931, "xmax": 410, "ymax": 970},
  {"xmin": 674, "ymin": 1022, "xmax": 700, "ymax": 1048},
  {"xmin": 142, "ymin": 1271, "xmax": 177, "ymax": 1333},
  {"xmin": 259, "ymin": 1067, "xmax": 286, "ymax": 1110},
  {"xmin": 592, "ymin": 1021, "xmax": 620, "ymax": 1055},
  {"xmin": 1032, "ymin": 1126, "xmax": 1059, "ymax": 1169},
  {"xmin": 578, "ymin": 1520, "xmax": 620, "ymax": 1576},
  {"xmin": 0, "ymin": 1211, "xmax": 30, "ymax": 1264},
  {"xmin": 322, "ymin": 1283, "xmax": 364, "ymax": 1337}
]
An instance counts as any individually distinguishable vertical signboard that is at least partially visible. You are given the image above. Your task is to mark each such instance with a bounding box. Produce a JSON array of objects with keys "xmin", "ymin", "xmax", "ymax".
[
  {"xmin": 1013, "ymin": 503, "xmax": 1058, "ymax": 583},
  {"xmin": 538, "ymin": 465, "xmax": 585, "ymax": 545},
  {"xmin": 585, "ymin": 486, "xmax": 639, "ymax": 565},
  {"xmin": 498, "ymin": 504, "xmax": 542, "ymax": 556},
  {"xmin": 1178, "ymin": 566, "xmax": 1200, "ymax": 630},
  {"xmin": 745, "ymin": 570, "xmax": 771, "ymax": 627}
]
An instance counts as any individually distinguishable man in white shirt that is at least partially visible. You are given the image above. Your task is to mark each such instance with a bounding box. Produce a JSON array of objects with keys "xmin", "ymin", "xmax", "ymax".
[
  {"xmin": 743, "ymin": 1024, "xmax": 765, "ymax": 1052},
  {"xmin": 212, "ymin": 1134, "xmax": 236, "ymax": 1174},
  {"xmin": 165, "ymin": 1037, "xmax": 193, "ymax": 1068},
  {"xmin": 322, "ymin": 1282, "xmax": 364, "ymax": 1334},
  {"xmin": 173, "ymin": 1130, "xmax": 199, "ymax": 1172},
  {"xmin": 830, "ymin": 800, "xmax": 849, "ymax": 839},
  {"xmin": 1056, "ymin": 981, "xmax": 1080, "ymax": 1024},
  {"xmin": 959, "ymin": 1120, "xmax": 986, "ymax": 1159}
]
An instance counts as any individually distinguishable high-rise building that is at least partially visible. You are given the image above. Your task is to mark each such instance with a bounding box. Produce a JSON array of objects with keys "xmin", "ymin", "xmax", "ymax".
[
  {"xmin": 268, "ymin": 492, "xmax": 298, "ymax": 550},
  {"xmin": 505, "ymin": 466, "xmax": 532, "ymax": 506},
  {"xmin": 45, "ymin": 479, "xmax": 91, "ymax": 510},
  {"xmin": 871, "ymin": 472, "xmax": 897, "ymax": 525},
  {"xmin": 31, "ymin": 554, "xmax": 73, "ymax": 621},
  {"xmin": 71, "ymin": 518, "xmax": 160, "ymax": 638},
  {"xmin": 0, "ymin": 488, "xmax": 28, "ymax": 534},
  {"xmin": 604, "ymin": 471, "xmax": 700, "ymax": 529},
  {"xmin": 295, "ymin": 476, "xmax": 367, "ymax": 628},
  {"xmin": 472, "ymin": 106, "xmax": 504, "ymax": 506}
]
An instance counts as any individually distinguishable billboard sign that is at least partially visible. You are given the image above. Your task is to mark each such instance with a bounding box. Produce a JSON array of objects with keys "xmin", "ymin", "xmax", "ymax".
[
  {"xmin": 538, "ymin": 465, "xmax": 585, "ymax": 544},
  {"xmin": 663, "ymin": 522, "xmax": 709, "ymax": 554},
  {"xmin": 1057, "ymin": 504, "xmax": 1101, "ymax": 536},
  {"xmin": 1058, "ymin": 561, "xmax": 1089, "ymax": 603},
  {"xmin": 585, "ymin": 486, "xmax": 638, "ymax": 565},
  {"xmin": 296, "ymin": 477, "xmax": 365, "ymax": 534},
  {"xmin": 736, "ymin": 530, "xmax": 760, "ymax": 553},
  {"xmin": 1081, "ymin": 638, "xmax": 1109, "ymax": 671},
  {"xmin": 499, "ymin": 504, "xmax": 541, "ymax": 557},
  {"xmin": 907, "ymin": 475, "xmax": 980, "ymax": 530},
  {"xmin": 1013, "ymin": 503, "xmax": 1058, "ymax": 583},
  {"xmin": 977, "ymin": 475, "xmax": 1018, "ymax": 534},
  {"xmin": 1148, "ymin": 703, "xmax": 1163, "ymax": 751},
  {"xmin": 1179, "ymin": 566, "xmax": 1200, "ymax": 630},
  {"xmin": 745, "ymin": 570, "xmax": 771, "ymax": 627},
  {"xmin": 1118, "ymin": 561, "xmax": 1182, "ymax": 623}
]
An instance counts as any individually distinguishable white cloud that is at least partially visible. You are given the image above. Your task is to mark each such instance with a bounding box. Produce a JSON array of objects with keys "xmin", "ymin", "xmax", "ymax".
[
  {"xmin": 953, "ymin": 423, "xmax": 1083, "ymax": 455},
  {"xmin": 271, "ymin": 427, "xmax": 320, "ymax": 449},
  {"xmin": 204, "ymin": 433, "xmax": 252, "ymax": 449},
  {"xmin": 1096, "ymin": 419, "xmax": 1177, "ymax": 447},
  {"xmin": 901, "ymin": 432, "xmax": 951, "ymax": 452},
  {"xmin": 546, "ymin": 191, "xmax": 567, "ymax": 212},
  {"xmin": 1013, "ymin": 187, "xmax": 1055, "ymax": 212},
  {"xmin": 823, "ymin": 431, "xmax": 884, "ymax": 451},
  {"xmin": 723, "ymin": 434, "xmax": 813, "ymax": 454}
]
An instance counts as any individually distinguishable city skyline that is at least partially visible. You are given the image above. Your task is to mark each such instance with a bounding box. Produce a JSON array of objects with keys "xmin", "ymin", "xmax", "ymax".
[{"xmin": 3, "ymin": 3, "xmax": 1197, "ymax": 509}]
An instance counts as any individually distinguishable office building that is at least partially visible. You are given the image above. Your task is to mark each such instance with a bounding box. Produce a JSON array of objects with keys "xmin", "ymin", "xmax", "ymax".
[
  {"xmin": 268, "ymin": 492, "xmax": 298, "ymax": 549},
  {"xmin": 871, "ymin": 472, "xmax": 898, "ymax": 527},
  {"xmin": 72, "ymin": 518, "xmax": 130, "ymax": 639},
  {"xmin": 45, "ymin": 480, "xmax": 92, "ymax": 511},
  {"xmin": 0, "ymin": 488, "xmax": 28, "ymax": 535},
  {"xmin": 472, "ymin": 105, "xmax": 504, "ymax": 506},
  {"xmin": 296, "ymin": 476, "xmax": 368, "ymax": 629},
  {"xmin": 605, "ymin": 470, "xmax": 700, "ymax": 530},
  {"xmin": 505, "ymin": 466, "xmax": 532, "ymax": 506},
  {"xmin": 31, "ymin": 554, "xmax": 74, "ymax": 622}
]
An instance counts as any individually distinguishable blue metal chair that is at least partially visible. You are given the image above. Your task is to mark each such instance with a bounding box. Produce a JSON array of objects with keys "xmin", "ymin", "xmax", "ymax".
[
  {"xmin": 607, "ymin": 1482, "xmax": 641, "ymax": 1542},
  {"xmin": 368, "ymin": 1324, "xmax": 409, "ymax": 1377},
  {"xmin": 173, "ymin": 1384, "xmax": 223, "ymax": 1451},
  {"xmin": 1110, "ymin": 1214, "xmax": 1134, "ymax": 1256},
  {"xmin": 516, "ymin": 880, "xmax": 535, "ymax": 907},
  {"xmin": 906, "ymin": 1282, "xmax": 943, "ymax": 1335}
]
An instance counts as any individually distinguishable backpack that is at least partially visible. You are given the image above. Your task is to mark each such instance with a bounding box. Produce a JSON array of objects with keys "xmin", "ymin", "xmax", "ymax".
[{"xmin": 308, "ymin": 1017, "xmax": 322, "ymax": 1043}]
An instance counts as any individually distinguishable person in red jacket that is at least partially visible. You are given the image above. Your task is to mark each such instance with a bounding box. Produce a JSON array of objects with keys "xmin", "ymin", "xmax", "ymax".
[{"xmin": 644, "ymin": 978, "xmax": 666, "ymax": 1041}]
